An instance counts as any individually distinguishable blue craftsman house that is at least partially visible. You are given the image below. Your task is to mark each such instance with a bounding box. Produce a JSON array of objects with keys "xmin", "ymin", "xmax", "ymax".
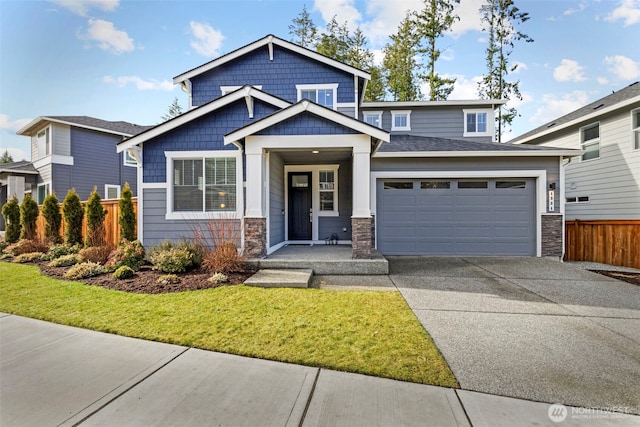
[{"xmin": 118, "ymin": 35, "xmax": 579, "ymax": 259}]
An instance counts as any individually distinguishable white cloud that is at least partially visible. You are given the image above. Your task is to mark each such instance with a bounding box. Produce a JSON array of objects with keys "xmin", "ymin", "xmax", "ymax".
[
  {"xmin": 563, "ymin": 2, "xmax": 587, "ymax": 16},
  {"xmin": 84, "ymin": 19, "xmax": 135, "ymax": 54},
  {"xmin": 553, "ymin": 59, "xmax": 587, "ymax": 82},
  {"xmin": 103, "ymin": 75, "xmax": 174, "ymax": 91},
  {"xmin": 0, "ymin": 114, "xmax": 32, "ymax": 133},
  {"xmin": 511, "ymin": 61, "xmax": 528, "ymax": 74},
  {"xmin": 450, "ymin": 0, "xmax": 484, "ymax": 36},
  {"xmin": 597, "ymin": 76, "xmax": 609, "ymax": 85},
  {"xmin": 530, "ymin": 91, "xmax": 590, "ymax": 125},
  {"xmin": 442, "ymin": 74, "xmax": 482, "ymax": 100},
  {"xmin": 603, "ymin": 55, "xmax": 640, "ymax": 80},
  {"xmin": 359, "ymin": 0, "xmax": 421, "ymax": 46},
  {"xmin": 605, "ymin": 0, "xmax": 640, "ymax": 26},
  {"xmin": 313, "ymin": 0, "xmax": 363, "ymax": 31},
  {"xmin": 189, "ymin": 21, "xmax": 225, "ymax": 57},
  {"xmin": 50, "ymin": 0, "xmax": 118, "ymax": 16}
]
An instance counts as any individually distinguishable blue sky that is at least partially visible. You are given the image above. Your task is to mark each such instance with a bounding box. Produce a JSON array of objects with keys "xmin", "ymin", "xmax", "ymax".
[{"xmin": 1, "ymin": 0, "xmax": 639, "ymax": 161}]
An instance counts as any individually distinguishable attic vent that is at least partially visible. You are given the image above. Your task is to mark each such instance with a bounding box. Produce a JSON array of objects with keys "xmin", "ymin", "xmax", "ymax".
[
  {"xmin": 593, "ymin": 103, "xmax": 604, "ymax": 110},
  {"xmin": 547, "ymin": 122, "xmax": 556, "ymax": 128}
]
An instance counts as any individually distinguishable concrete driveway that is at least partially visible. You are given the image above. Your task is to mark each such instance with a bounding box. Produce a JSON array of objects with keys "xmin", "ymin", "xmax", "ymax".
[{"xmin": 388, "ymin": 257, "xmax": 640, "ymax": 415}]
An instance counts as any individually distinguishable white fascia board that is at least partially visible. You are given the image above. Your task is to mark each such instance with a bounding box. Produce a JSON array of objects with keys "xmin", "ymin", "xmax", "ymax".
[
  {"xmin": 513, "ymin": 95, "xmax": 640, "ymax": 145},
  {"xmin": 17, "ymin": 117, "xmax": 133, "ymax": 137},
  {"xmin": 174, "ymin": 35, "xmax": 370, "ymax": 84},
  {"xmin": 373, "ymin": 149, "xmax": 583, "ymax": 158},
  {"xmin": 117, "ymin": 87, "xmax": 291, "ymax": 152},
  {"xmin": 362, "ymin": 99, "xmax": 506, "ymax": 108},
  {"xmin": 224, "ymin": 100, "xmax": 390, "ymax": 145}
]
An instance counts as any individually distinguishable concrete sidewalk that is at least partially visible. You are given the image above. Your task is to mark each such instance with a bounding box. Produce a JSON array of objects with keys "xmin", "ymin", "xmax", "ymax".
[{"xmin": 2, "ymin": 314, "xmax": 638, "ymax": 426}]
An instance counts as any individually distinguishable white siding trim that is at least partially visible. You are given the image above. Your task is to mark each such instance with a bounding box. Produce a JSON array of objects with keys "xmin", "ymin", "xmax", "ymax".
[
  {"xmin": 104, "ymin": 184, "xmax": 121, "ymax": 200},
  {"xmin": 370, "ymin": 170, "xmax": 547, "ymax": 257},
  {"xmin": 391, "ymin": 110, "xmax": 411, "ymax": 131},
  {"xmin": 32, "ymin": 154, "xmax": 74, "ymax": 169}
]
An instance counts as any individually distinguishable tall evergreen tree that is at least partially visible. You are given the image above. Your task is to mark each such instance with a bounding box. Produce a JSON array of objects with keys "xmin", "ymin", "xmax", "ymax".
[
  {"xmin": 414, "ymin": 0, "xmax": 459, "ymax": 100},
  {"xmin": 382, "ymin": 12, "xmax": 421, "ymax": 101},
  {"xmin": 0, "ymin": 150, "xmax": 13, "ymax": 164},
  {"xmin": 19, "ymin": 193, "xmax": 39, "ymax": 241},
  {"xmin": 62, "ymin": 189, "xmax": 84, "ymax": 246},
  {"xmin": 478, "ymin": 0, "xmax": 533, "ymax": 141},
  {"xmin": 161, "ymin": 96, "xmax": 183, "ymax": 122},
  {"xmin": 316, "ymin": 16, "xmax": 352, "ymax": 63},
  {"xmin": 289, "ymin": 4, "xmax": 318, "ymax": 48},
  {"xmin": 365, "ymin": 65, "xmax": 386, "ymax": 102},
  {"xmin": 119, "ymin": 182, "xmax": 136, "ymax": 242},
  {"xmin": 85, "ymin": 187, "xmax": 107, "ymax": 247},
  {"xmin": 42, "ymin": 193, "xmax": 62, "ymax": 244}
]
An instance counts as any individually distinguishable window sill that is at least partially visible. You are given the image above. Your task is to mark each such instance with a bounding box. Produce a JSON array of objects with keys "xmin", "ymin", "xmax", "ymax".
[
  {"xmin": 317, "ymin": 211, "xmax": 339, "ymax": 217},
  {"xmin": 166, "ymin": 211, "xmax": 241, "ymax": 220}
]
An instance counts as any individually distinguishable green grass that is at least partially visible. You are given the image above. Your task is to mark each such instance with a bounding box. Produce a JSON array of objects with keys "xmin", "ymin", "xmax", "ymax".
[{"xmin": 0, "ymin": 262, "xmax": 458, "ymax": 388}]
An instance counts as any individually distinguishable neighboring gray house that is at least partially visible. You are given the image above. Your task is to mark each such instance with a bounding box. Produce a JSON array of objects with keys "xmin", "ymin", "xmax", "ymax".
[
  {"xmin": 117, "ymin": 34, "xmax": 580, "ymax": 259},
  {"xmin": 511, "ymin": 81, "xmax": 640, "ymax": 221}
]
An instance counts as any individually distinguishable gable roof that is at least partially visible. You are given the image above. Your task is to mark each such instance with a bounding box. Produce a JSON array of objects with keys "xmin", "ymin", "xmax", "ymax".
[
  {"xmin": 511, "ymin": 81, "xmax": 640, "ymax": 144},
  {"xmin": 223, "ymin": 100, "xmax": 390, "ymax": 145},
  {"xmin": 117, "ymin": 85, "xmax": 291, "ymax": 152},
  {"xmin": 17, "ymin": 116, "xmax": 152, "ymax": 137},
  {"xmin": 0, "ymin": 160, "xmax": 38, "ymax": 175},
  {"xmin": 173, "ymin": 34, "xmax": 370, "ymax": 85},
  {"xmin": 374, "ymin": 134, "xmax": 581, "ymax": 158}
]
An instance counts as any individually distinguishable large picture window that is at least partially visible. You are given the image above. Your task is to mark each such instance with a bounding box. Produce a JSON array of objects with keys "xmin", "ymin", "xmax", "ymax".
[
  {"xmin": 296, "ymin": 84, "xmax": 338, "ymax": 109},
  {"xmin": 172, "ymin": 156, "xmax": 236, "ymax": 213}
]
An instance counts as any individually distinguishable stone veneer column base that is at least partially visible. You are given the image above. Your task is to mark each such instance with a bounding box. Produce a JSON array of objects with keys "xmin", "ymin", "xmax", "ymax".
[
  {"xmin": 243, "ymin": 217, "xmax": 267, "ymax": 259},
  {"xmin": 352, "ymin": 217, "xmax": 373, "ymax": 259},
  {"xmin": 541, "ymin": 214, "xmax": 563, "ymax": 258}
]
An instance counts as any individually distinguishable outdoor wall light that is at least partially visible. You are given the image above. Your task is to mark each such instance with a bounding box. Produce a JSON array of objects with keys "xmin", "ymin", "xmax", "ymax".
[
  {"xmin": 312, "ymin": 150, "xmax": 320, "ymax": 154},
  {"xmin": 549, "ymin": 182, "xmax": 556, "ymax": 190}
]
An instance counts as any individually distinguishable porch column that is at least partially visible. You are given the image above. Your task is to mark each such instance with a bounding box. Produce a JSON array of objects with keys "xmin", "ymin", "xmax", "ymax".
[
  {"xmin": 352, "ymin": 143, "xmax": 372, "ymax": 259},
  {"xmin": 243, "ymin": 145, "xmax": 267, "ymax": 258}
]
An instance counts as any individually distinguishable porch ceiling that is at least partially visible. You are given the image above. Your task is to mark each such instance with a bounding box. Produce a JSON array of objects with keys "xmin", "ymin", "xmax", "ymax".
[{"xmin": 271, "ymin": 148, "xmax": 352, "ymax": 163}]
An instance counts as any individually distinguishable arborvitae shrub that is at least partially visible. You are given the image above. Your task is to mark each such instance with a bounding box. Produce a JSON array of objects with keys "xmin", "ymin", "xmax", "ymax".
[
  {"xmin": 119, "ymin": 182, "xmax": 136, "ymax": 242},
  {"xmin": 62, "ymin": 189, "xmax": 84, "ymax": 246},
  {"xmin": 1, "ymin": 196, "xmax": 21, "ymax": 243},
  {"xmin": 85, "ymin": 187, "xmax": 107, "ymax": 247},
  {"xmin": 42, "ymin": 193, "xmax": 62, "ymax": 244},
  {"xmin": 19, "ymin": 193, "xmax": 39, "ymax": 241}
]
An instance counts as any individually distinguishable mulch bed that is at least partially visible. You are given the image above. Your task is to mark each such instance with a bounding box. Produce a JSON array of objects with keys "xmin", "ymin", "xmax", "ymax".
[
  {"xmin": 590, "ymin": 270, "xmax": 640, "ymax": 286},
  {"xmin": 38, "ymin": 263, "xmax": 257, "ymax": 294}
]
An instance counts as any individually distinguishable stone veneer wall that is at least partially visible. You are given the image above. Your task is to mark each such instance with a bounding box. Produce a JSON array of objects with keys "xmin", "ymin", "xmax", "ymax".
[
  {"xmin": 244, "ymin": 217, "xmax": 267, "ymax": 258},
  {"xmin": 541, "ymin": 214, "xmax": 563, "ymax": 258},
  {"xmin": 352, "ymin": 217, "xmax": 372, "ymax": 259}
]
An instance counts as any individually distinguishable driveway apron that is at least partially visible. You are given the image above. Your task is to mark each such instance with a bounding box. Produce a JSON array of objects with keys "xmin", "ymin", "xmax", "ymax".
[{"xmin": 389, "ymin": 257, "xmax": 640, "ymax": 414}]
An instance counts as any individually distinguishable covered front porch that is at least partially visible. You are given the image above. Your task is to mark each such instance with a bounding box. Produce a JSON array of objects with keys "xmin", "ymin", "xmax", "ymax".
[{"xmin": 246, "ymin": 244, "xmax": 389, "ymax": 275}]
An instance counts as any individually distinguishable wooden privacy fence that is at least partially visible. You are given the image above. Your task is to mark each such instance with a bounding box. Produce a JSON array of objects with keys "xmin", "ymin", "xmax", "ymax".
[
  {"xmin": 564, "ymin": 220, "xmax": 640, "ymax": 269},
  {"xmin": 36, "ymin": 198, "xmax": 137, "ymax": 247}
]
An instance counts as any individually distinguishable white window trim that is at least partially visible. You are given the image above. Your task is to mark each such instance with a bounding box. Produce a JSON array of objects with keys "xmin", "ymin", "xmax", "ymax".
[
  {"xmin": 220, "ymin": 85, "xmax": 262, "ymax": 95},
  {"xmin": 36, "ymin": 182, "xmax": 51, "ymax": 205},
  {"xmin": 363, "ymin": 111, "xmax": 383, "ymax": 128},
  {"xmin": 463, "ymin": 109, "xmax": 493, "ymax": 137},
  {"xmin": 391, "ymin": 110, "xmax": 411, "ymax": 131},
  {"xmin": 632, "ymin": 108, "xmax": 640, "ymax": 151},
  {"xmin": 580, "ymin": 122, "xmax": 600, "ymax": 162},
  {"xmin": 165, "ymin": 150, "xmax": 243, "ymax": 220},
  {"xmin": 104, "ymin": 184, "xmax": 121, "ymax": 199},
  {"xmin": 296, "ymin": 83, "xmax": 339, "ymax": 110},
  {"xmin": 36, "ymin": 126, "xmax": 51, "ymax": 159},
  {"xmin": 124, "ymin": 150, "xmax": 137, "ymax": 167}
]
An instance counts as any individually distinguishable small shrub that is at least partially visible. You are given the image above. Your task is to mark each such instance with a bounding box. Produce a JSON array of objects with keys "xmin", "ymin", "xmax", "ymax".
[
  {"xmin": 48, "ymin": 254, "xmax": 81, "ymax": 267},
  {"xmin": 20, "ymin": 193, "xmax": 39, "ymax": 241},
  {"xmin": 105, "ymin": 239, "xmax": 145, "ymax": 270},
  {"xmin": 0, "ymin": 253, "xmax": 13, "ymax": 261},
  {"xmin": 150, "ymin": 247, "xmax": 193, "ymax": 273},
  {"xmin": 147, "ymin": 239, "xmax": 203, "ymax": 267},
  {"xmin": 2, "ymin": 196, "xmax": 21, "ymax": 243},
  {"xmin": 112, "ymin": 265, "xmax": 135, "ymax": 280},
  {"xmin": 14, "ymin": 252, "xmax": 45, "ymax": 263},
  {"xmin": 85, "ymin": 187, "xmax": 107, "ymax": 247},
  {"xmin": 42, "ymin": 193, "xmax": 62, "ymax": 244},
  {"xmin": 79, "ymin": 246, "xmax": 111, "ymax": 264},
  {"xmin": 64, "ymin": 262, "xmax": 106, "ymax": 280},
  {"xmin": 62, "ymin": 189, "xmax": 84, "ymax": 246},
  {"xmin": 119, "ymin": 182, "xmax": 136, "ymax": 241},
  {"xmin": 157, "ymin": 274, "xmax": 180, "ymax": 285},
  {"xmin": 44, "ymin": 244, "xmax": 81, "ymax": 261},
  {"xmin": 208, "ymin": 272, "xmax": 228, "ymax": 284},
  {"xmin": 203, "ymin": 241, "xmax": 244, "ymax": 274},
  {"xmin": 5, "ymin": 239, "xmax": 49, "ymax": 256},
  {"xmin": 0, "ymin": 240, "xmax": 8, "ymax": 253}
]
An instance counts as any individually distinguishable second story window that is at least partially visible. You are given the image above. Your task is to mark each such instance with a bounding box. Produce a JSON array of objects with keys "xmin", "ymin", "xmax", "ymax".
[
  {"xmin": 463, "ymin": 110, "xmax": 492, "ymax": 137},
  {"xmin": 296, "ymin": 84, "xmax": 338, "ymax": 109},
  {"xmin": 37, "ymin": 127, "xmax": 50, "ymax": 158},
  {"xmin": 124, "ymin": 151, "xmax": 137, "ymax": 167},
  {"xmin": 391, "ymin": 110, "xmax": 411, "ymax": 131},
  {"xmin": 581, "ymin": 123, "xmax": 600, "ymax": 161},
  {"xmin": 633, "ymin": 109, "xmax": 640, "ymax": 150},
  {"xmin": 363, "ymin": 111, "xmax": 382, "ymax": 128}
]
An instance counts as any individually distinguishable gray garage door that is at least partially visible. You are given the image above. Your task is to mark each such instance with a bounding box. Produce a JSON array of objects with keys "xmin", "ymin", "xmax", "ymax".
[{"xmin": 377, "ymin": 178, "xmax": 536, "ymax": 256}]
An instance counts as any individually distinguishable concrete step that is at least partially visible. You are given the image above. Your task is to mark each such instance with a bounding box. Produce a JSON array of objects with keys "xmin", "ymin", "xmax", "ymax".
[{"xmin": 244, "ymin": 269, "xmax": 313, "ymax": 288}]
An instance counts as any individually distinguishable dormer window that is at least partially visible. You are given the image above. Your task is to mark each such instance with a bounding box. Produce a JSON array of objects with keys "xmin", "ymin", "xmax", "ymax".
[
  {"xmin": 296, "ymin": 84, "xmax": 338, "ymax": 109},
  {"xmin": 37, "ymin": 127, "xmax": 50, "ymax": 158},
  {"xmin": 463, "ymin": 109, "xmax": 492, "ymax": 137},
  {"xmin": 391, "ymin": 110, "xmax": 411, "ymax": 131}
]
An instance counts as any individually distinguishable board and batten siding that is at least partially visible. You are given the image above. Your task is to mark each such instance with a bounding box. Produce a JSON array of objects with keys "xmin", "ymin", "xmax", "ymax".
[
  {"xmin": 269, "ymin": 152, "xmax": 285, "ymax": 246},
  {"xmin": 525, "ymin": 107, "xmax": 640, "ymax": 220}
]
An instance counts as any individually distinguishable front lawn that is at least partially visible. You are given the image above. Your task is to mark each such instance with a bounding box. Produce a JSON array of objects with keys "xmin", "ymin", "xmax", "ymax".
[{"xmin": 0, "ymin": 262, "xmax": 458, "ymax": 388}]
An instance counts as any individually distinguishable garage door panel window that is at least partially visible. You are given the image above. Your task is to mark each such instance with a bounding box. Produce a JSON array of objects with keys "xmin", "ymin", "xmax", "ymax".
[
  {"xmin": 496, "ymin": 181, "xmax": 526, "ymax": 189},
  {"xmin": 420, "ymin": 181, "xmax": 451, "ymax": 189},
  {"xmin": 457, "ymin": 181, "xmax": 488, "ymax": 189},
  {"xmin": 384, "ymin": 181, "xmax": 413, "ymax": 190}
]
